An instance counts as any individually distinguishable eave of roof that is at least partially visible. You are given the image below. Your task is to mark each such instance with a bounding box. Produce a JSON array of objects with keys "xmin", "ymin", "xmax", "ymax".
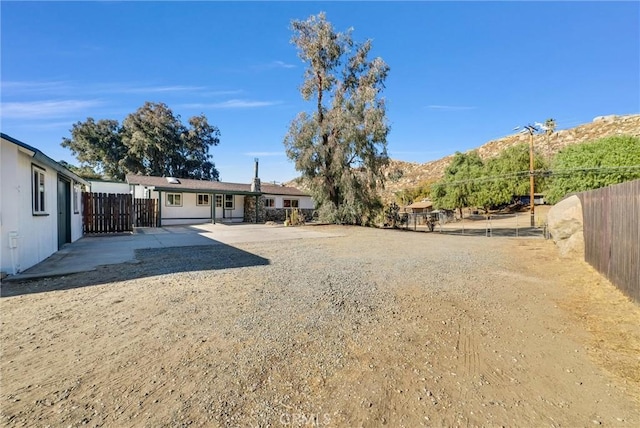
[
  {"xmin": 126, "ymin": 174, "xmax": 309, "ymax": 197},
  {"xmin": 151, "ymin": 186, "xmax": 261, "ymax": 196},
  {"xmin": 406, "ymin": 201, "xmax": 433, "ymax": 209},
  {"xmin": 260, "ymin": 185, "xmax": 310, "ymax": 197},
  {"xmin": 126, "ymin": 174, "xmax": 259, "ymax": 195}
]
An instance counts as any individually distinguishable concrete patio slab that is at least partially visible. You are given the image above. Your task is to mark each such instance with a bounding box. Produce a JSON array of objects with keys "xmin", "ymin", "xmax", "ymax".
[{"xmin": 3, "ymin": 224, "xmax": 342, "ymax": 282}]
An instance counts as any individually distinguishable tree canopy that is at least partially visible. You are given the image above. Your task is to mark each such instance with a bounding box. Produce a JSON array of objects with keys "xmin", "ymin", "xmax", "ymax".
[
  {"xmin": 545, "ymin": 135, "xmax": 640, "ymax": 203},
  {"xmin": 478, "ymin": 144, "xmax": 548, "ymax": 209},
  {"xmin": 429, "ymin": 146, "xmax": 549, "ymax": 214},
  {"xmin": 284, "ymin": 12, "xmax": 390, "ymax": 225},
  {"xmin": 431, "ymin": 151, "xmax": 484, "ymax": 217},
  {"xmin": 62, "ymin": 102, "xmax": 220, "ymax": 181}
]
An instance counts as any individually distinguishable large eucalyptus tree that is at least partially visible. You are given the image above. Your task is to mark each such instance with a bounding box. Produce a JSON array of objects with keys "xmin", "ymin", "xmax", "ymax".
[{"xmin": 284, "ymin": 13, "xmax": 390, "ymax": 224}]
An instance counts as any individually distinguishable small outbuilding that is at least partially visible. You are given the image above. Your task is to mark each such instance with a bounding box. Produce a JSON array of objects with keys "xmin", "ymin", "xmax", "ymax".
[
  {"xmin": 1, "ymin": 133, "xmax": 89, "ymax": 275},
  {"xmin": 404, "ymin": 199, "xmax": 433, "ymax": 214}
]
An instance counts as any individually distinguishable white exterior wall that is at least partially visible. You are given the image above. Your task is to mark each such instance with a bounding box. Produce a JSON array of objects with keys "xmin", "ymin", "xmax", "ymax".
[
  {"xmin": 70, "ymin": 183, "xmax": 83, "ymax": 243},
  {"xmin": 90, "ymin": 180, "xmax": 130, "ymax": 194},
  {"xmin": 265, "ymin": 194, "xmax": 315, "ymax": 209},
  {"xmin": 158, "ymin": 192, "xmax": 245, "ymax": 225},
  {"xmin": 132, "ymin": 185, "xmax": 155, "ymax": 199},
  {"xmin": 1, "ymin": 139, "xmax": 84, "ymax": 274},
  {"xmin": 221, "ymin": 194, "xmax": 244, "ymax": 221}
]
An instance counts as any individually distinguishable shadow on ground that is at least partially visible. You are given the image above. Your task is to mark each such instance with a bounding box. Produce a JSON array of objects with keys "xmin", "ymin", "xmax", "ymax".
[
  {"xmin": 1, "ymin": 243, "xmax": 269, "ymax": 298},
  {"xmin": 433, "ymin": 227, "xmax": 545, "ymax": 238},
  {"xmin": 395, "ymin": 226, "xmax": 545, "ymax": 238}
]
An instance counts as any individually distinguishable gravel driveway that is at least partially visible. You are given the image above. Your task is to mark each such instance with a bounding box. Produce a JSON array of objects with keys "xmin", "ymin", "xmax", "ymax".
[{"xmin": 1, "ymin": 225, "xmax": 639, "ymax": 427}]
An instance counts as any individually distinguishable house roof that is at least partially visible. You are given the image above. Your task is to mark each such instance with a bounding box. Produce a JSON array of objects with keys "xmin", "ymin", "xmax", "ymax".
[
  {"xmin": 405, "ymin": 200, "xmax": 433, "ymax": 209},
  {"xmin": 125, "ymin": 174, "xmax": 309, "ymax": 197},
  {"xmin": 261, "ymin": 183, "xmax": 309, "ymax": 196},
  {"xmin": 1, "ymin": 133, "xmax": 90, "ymax": 186}
]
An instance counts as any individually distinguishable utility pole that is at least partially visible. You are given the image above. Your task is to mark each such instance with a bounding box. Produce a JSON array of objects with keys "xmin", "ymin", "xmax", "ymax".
[{"xmin": 524, "ymin": 125, "xmax": 536, "ymax": 227}]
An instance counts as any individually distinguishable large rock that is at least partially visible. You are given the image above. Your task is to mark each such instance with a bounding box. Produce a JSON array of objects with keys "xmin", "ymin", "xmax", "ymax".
[{"xmin": 547, "ymin": 195, "xmax": 585, "ymax": 257}]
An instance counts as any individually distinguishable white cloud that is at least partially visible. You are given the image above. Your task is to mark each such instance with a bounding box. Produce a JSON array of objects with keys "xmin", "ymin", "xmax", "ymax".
[
  {"xmin": 1, "ymin": 80, "xmax": 225, "ymax": 97},
  {"xmin": 251, "ymin": 60, "xmax": 297, "ymax": 71},
  {"xmin": 112, "ymin": 85, "xmax": 207, "ymax": 94},
  {"xmin": 181, "ymin": 99, "xmax": 282, "ymax": 109},
  {"xmin": 1, "ymin": 99, "xmax": 103, "ymax": 119},
  {"xmin": 427, "ymin": 105, "xmax": 477, "ymax": 111},
  {"xmin": 201, "ymin": 89, "xmax": 244, "ymax": 97},
  {"xmin": 271, "ymin": 60, "xmax": 296, "ymax": 69},
  {"xmin": 1, "ymin": 80, "xmax": 71, "ymax": 95}
]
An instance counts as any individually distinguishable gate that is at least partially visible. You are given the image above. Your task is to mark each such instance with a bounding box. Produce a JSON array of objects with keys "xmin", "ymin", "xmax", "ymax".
[
  {"xmin": 82, "ymin": 193, "xmax": 158, "ymax": 234},
  {"xmin": 133, "ymin": 198, "xmax": 158, "ymax": 228}
]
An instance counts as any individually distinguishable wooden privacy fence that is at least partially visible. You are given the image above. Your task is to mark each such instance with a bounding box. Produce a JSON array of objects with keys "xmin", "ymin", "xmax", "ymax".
[
  {"xmin": 82, "ymin": 193, "xmax": 158, "ymax": 234},
  {"xmin": 579, "ymin": 179, "xmax": 640, "ymax": 303},
  {"xmin": 133, "ymin": 198, "xmax": 158, "ymax": 229}
]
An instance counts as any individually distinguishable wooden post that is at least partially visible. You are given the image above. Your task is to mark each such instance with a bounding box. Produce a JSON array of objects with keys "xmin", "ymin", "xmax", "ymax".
[
  {"xmin": 157, "ymin": 191, "xmax": 162, "ymax": 227},
  {"xmin": 529, "ymin": 129, "xmax": 535, "ymax": 227}
]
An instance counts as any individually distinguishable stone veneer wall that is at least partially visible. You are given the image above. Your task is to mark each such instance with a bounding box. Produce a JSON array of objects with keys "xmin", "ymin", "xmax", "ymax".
[
  {"xmin": 264, "ymin": 208, "xmax": 315, "ymax": 222},
  {"xmin": 243, "ymin": 196, "xmax": 266, "ymax": 223}
]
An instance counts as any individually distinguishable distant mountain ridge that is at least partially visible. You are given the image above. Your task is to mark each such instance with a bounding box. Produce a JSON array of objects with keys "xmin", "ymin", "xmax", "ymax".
[
  {"xmin": 286, "ymin": 114, "xmax": 640, "ymax": 202},
  {"xmin": 380, "ymin": 114, "xmax": 640, "ymax": 201}
]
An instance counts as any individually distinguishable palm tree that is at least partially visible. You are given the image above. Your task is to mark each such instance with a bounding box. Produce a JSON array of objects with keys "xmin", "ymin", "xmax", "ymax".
[{"xmin": 544, "ymin": 118, "xmax": 557, "ymax": 136}]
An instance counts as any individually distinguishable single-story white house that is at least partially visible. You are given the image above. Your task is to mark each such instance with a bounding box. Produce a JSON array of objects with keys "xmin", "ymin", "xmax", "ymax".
[
  {"xmin": 123, "ymin": 173, "xmax": 315, "ymax": 226},
  {"xmin": 1, "ymin": 133, "xmax": 89, "ymax": 276}
]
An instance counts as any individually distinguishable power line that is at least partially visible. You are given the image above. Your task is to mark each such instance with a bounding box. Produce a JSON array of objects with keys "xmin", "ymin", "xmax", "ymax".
[{"xmin": 432, "ymin": 165, "xmax": 640, "ymax": 187}]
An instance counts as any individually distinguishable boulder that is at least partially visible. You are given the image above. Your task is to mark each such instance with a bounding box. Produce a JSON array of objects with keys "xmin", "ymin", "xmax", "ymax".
[{"xmin": 547, "ymin": 195, "xmax": 585, "ymax": 257}]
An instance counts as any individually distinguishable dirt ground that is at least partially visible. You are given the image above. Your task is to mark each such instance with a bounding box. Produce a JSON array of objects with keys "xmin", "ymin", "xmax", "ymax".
[{"xmin": 1, "ymin": 225, "xmax": 639, "ymax": 427}]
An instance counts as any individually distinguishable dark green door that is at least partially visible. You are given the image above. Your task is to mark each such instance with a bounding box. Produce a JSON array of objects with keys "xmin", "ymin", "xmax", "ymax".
[{"xmin": 57, "ymin": 177, "xmax": 71, "ymax": 249}]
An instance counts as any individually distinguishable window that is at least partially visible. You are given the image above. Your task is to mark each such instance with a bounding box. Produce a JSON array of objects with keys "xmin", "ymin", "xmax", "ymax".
[
  {"xmin": 166, "ymin": 193, "xmax": 182, "ymax": 206},
  {"xmin": 264, "ymin": 198, "xmax": 275, "ymax": 208},
  {"xmin": 73, "ymin": 183, "xmax": 81, "ymax": 214},
  {"xmin": 224, "ymin": 194, "xmax": 234, "ymax": 209},
  {"xmin": 197, "ymin": 194, "xmax": 210, "ymax": 206},
  {"xmin": 215, "ymin": 195, "xmax": 223, "ymax": 208},
  {"xmin": 32, "ymin": 166, "xmax": 46, "ymax": 214},
  {"xmin": 283, "ymin": 199, "xmax": 299, "ymax": 208}
]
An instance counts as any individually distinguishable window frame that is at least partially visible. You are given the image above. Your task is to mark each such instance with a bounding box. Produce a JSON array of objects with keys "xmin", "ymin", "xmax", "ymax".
[
  {"xmin": 215, "ymin": 194, "xmax": 223, "ymax": 208},
  {"xmin": 224, "ymin": 194, "xmax": 234, "ymax": 210},
  {"xmin": 32, "ymin": 165, "xmax": 47, "ymax": 215},
  {"xmin": 264, "ymin": 197, "xmax": 275, "ymax": 208},
  {"xmin": 166, "ymin": 193, "xmax": 183, "ymax": 207},
  {"xmin": 283, "ymin": 198, "xmax": 299, "ymax": 208},
  {"xmin": 196, "ymin": 193, "xmax": 211, "ymax": 206}
]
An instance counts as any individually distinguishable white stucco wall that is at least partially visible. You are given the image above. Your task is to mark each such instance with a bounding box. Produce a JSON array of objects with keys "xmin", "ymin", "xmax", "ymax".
[
  {"xmin": 159, "ymin": 192, "xmax": 244, "ymax": 225},
  {"xmin": 1, "ymin": 138, "xmax": 84, "ymax": 274},
  {"xmin": 70, "ymin": 183, "xmax": 83, "ymax": 243},
  {"xmin": 90, "ymin": 180, "xmax": 130, "ymax": 194},
  {"xmin": 264, "ymin": 194, "xmax": 315, "ymax": 210}
]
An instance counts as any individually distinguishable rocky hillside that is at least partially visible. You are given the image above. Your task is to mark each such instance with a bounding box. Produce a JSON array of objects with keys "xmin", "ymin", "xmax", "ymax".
[
  {"xmin": 381, "ymin": 114, "xmax": 640, "ymax": 202},
  {"xmin": 287, "ymin": 114, "xmax": 640, "ymax": 202}
]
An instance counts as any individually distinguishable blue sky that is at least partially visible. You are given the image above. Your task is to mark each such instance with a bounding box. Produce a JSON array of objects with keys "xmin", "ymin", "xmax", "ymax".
[{"xmin": 2, "ymin": 1, "xmax": 638, "ymax": 184}]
